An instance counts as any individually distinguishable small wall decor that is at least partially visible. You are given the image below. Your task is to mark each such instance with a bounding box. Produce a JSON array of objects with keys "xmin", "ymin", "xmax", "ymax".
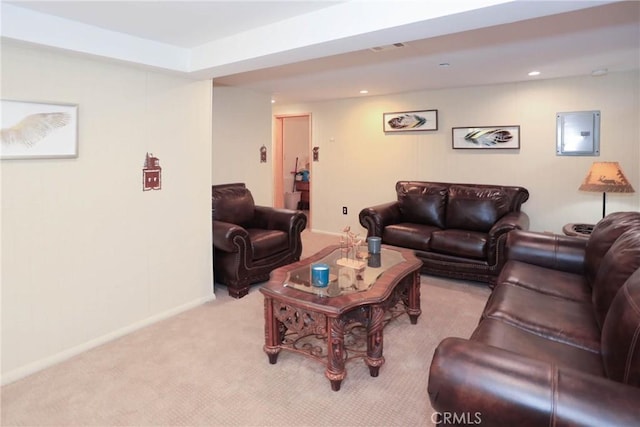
[
  {"xmin": 260, "ymin": 145, "xmax": 267, "ymax": 163},
  {"xmin": 452, "ymin": 126, "xmax": 520, "ymax": 149},
  {"xmin": 143, "ymin": 152, "xmax": 162, "ymax": 191},
  {"xmin": 383, "ymin": 109, "xmax": 438, "ymax": 132},
  {"xmin": 556, "ymin": 111, "xmax": 600, "ymax": 156},
  {"xmin": 312, "ymin": 146, "xmax": 319, "ymax": 161},
  {"xmin": 1, "ymin": 99, "xmax": 78, "ymax": 159}
]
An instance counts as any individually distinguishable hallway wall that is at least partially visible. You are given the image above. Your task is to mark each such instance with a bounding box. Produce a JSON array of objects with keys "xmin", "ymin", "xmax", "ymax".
[{"xmin": 212, "ymin": 85, "xmax": 272, "ymax": 205}]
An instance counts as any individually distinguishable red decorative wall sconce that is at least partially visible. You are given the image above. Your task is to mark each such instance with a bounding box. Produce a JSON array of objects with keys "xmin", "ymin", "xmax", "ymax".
[{"xmin": 143, "ymin": 152, "xmax": 162, "ymax": 191}]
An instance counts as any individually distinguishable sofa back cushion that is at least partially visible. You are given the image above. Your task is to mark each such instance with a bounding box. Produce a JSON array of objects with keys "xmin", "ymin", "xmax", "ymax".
[
  {"xmin": 585, "ymin": 212, "xmax": 640, "ymax": 287},
  {"xmin": 591, "ymin": 229, "xmax": 640, "ymax": 329},
  {"xmin": 396, "ymin": 182, "xmax": 448, "ymax": 228},
  {"xmin": 212, "ymin": 183, "xmax": 255, "ymax": 226},
  {"xmin": 446, "ymin": 185, "xmax": 510, "ymax": 232},
  {"xmin": 601, "ymin": 267, "xmax": 640, "ymax": 386}
]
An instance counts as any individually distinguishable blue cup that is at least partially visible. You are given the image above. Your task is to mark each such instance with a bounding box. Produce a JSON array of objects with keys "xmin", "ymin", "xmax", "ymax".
[
  {"xmin": 368, "ymin": 237, "xmax": 382, "ymax": 254},
  {"xmin": 311, "ymin": 263, "xmax": 330, "ymax": 287},
  {"xmin": 368, "ymin": 253, "xmax": 381, "ymax": 268}
]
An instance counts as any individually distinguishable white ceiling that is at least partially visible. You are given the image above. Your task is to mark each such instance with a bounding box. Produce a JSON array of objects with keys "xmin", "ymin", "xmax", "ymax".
[
  {"xmin": 2, "ymin": 1, "xmax": 639, "ymax": 104},
  {"xmin": 3, "ymin": 1, "xmax": 344, "ymax": 48}
]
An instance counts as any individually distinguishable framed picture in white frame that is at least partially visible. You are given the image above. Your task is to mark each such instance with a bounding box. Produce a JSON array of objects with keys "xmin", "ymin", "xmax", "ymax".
[
  {"xmin": 1, "ymin": 99, "xmax": 79, "ymax": 159},
  {"xmin": 383, "ymin": 109, "xmax": 438, "ymax": 132},
  {"xmin": 452, "ymin": 125, "xmax": 520, "ymax": 149}
]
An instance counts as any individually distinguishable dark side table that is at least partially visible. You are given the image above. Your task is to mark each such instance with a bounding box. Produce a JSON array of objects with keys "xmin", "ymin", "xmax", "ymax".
[{"xmin": 295, "ymin": 180, "xmax": 310, "ymax": 210}]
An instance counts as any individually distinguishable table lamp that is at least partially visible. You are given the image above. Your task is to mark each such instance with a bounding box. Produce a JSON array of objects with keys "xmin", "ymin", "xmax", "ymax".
[{"xmin": 579, "ymin": 161, "xmax": 635, "ymax": 218}]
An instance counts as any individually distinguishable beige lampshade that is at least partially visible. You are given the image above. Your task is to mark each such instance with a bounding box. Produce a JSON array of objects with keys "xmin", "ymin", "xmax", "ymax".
[{"xmin": 579, "ymin": 162, "xmax": 635, "ymax": 193}]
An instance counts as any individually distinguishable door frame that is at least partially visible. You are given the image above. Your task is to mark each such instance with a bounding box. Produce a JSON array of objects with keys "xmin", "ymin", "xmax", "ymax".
[{"xmin": 273, "ymin": 113, "xmax": 312, "ymax": 217}]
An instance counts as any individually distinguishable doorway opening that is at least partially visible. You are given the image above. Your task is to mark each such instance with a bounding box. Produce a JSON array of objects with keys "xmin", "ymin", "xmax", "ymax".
[{"xmin": 274, "ymin": 114, "xmax": 312, "ymax": 228}]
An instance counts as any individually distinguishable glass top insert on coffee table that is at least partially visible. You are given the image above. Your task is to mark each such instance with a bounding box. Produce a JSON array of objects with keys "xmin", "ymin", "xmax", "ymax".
[{"xmin": 284, "ymin": 247, "xmax": 405, "ymax": 297}]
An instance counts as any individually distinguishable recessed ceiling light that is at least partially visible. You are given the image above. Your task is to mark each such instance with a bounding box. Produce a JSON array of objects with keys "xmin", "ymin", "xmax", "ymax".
[
  {"xmin": 271, "ymin": 99, "xmax": 276, "ymax": 104},
  {"xmin": 528, "ymin": 71, "xmax": 541, "ymax": 76},
  {"xmin": 439, "ymin": 62, "xmax": 450, "ymax": 68},
  {"xmin": 591, "ymin": 68, "xmax": 608, "ymax": 77},
  {"xmin": 359, "ymin": 90, "xmax": 369, "ymax": 94},
  {"xmin": 370, "ymin": 43, "xmax": 406, "ymax": 52}
]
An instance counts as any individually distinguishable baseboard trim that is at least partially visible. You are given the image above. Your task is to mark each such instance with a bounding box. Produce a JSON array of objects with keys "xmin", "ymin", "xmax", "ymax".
[
  {"xmin": 308, "ymin": 229, "xmax": 342, "ymax": 236},
  {"xmin": 1, "ymin": 292, "xmax": 216, "ymax": 386}
]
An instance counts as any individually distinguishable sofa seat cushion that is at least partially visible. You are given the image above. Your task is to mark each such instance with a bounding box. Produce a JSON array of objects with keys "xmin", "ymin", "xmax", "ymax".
[
  {"xmin": 446, "ymin": 185, "xmax": 510, "ymax": 232},
  {"xmin": 498, "ymin": 260, "xmax": 591, "ymax": 302},
  {"xmin": 472, "ymin": 318, "xmax": 604, "ymax": 375},
  {"xmin": 383, "ymin": 223, "xmax": 439, "ymax": 251},
  {"xmin": 483, "ymin": 283, "xmax": 601, "ymax": 352},
  {"xmin": 247, "ymin": 229, "xmax": 289, "ymax": 260},
  {"xmin": 430, "ymin": 229, "xmax": 487, "ymax": 260},
  {"xmin": 396, "ymin": 182, "xmax": 448, "ymax": 228}
]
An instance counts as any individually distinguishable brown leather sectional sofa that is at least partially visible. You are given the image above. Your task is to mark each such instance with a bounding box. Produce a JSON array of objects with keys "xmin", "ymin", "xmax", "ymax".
[
  {"xmin": 359, "ymin": 181, "xmax": 530, "ymax": 285},
  {"xmin": 428, "ymin": 211, "xmax": 640, "ymax": 426}
]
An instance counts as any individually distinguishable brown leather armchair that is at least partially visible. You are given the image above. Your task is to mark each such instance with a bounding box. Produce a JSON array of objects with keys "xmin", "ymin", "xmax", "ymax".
[{"xmin": 212, "ymin": 183, "xmax": 307, "ymax": 298}]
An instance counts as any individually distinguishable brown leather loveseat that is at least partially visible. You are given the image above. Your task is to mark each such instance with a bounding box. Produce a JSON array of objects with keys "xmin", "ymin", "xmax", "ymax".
[
  {"xmin": 428, "ymin": 211, "xmax": 640, "ymax": 426},
  {"xmin": 212, "ymin": 183, "xmax": 307, "ymax": 298},
  {"xmin": 359, "ymin": 181, "xmax": 529, "ymax": 285}
]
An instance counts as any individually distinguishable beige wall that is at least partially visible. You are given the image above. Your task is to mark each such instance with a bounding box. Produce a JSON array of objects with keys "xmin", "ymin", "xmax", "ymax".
[
  {"xmin": 274, "ymin": 71, "xmax": 640, "ymax": 235},
  {"xmin": 212, "ymin": 85, "xmax": 272, "ymax": 205},
  {"xmin": 1, "ymin": 43, "xmax": 214, "ymax": 383}
]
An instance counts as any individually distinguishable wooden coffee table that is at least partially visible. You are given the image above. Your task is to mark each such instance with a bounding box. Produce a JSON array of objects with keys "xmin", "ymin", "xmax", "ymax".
[{"xmin": 260, "ymin": 244, "xmax": 421, "ymax": 391}]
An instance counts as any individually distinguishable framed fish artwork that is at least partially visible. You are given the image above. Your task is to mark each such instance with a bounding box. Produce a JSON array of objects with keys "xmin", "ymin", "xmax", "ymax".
[
  {"xmin": 383, "ymin": 110, "xmax": 438, "ymax": 132},
  {"xmin": 452, "ymin": 125, "xmax": 520, "ymax": 149},
  {"xmin": 1, "ymin": 99, "xmax": 79, "ymax": 159}
]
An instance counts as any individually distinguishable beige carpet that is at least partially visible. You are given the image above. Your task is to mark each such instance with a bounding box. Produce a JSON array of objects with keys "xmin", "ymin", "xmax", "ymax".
[{"xmin": 1, "ymin": 231, "xmax": 490, "ymax": 427}]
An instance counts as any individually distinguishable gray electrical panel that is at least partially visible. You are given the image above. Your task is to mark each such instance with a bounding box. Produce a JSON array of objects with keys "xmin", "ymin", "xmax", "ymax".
[{"xmin": 556, "ymin": 111, "xmax": 600, "ymax": 156}]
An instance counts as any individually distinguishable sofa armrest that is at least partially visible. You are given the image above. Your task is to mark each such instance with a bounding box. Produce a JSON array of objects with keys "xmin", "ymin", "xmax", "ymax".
[
  {"xmin": 505, "ymin": 230, "xmax": 587, "ymax": 274},
  {"xmin": 212, "ymin": 220, "xmax": 249, "ymax": 253},
  {"xmin": 489, "ymin": 211, "xmax": 530, "ymax": 236},
  {"xmin": 484, "ymin": 212, "xmax": 530, "ymax": 266},
  {"xmin": 253, "ymin": 206, "xmax": 307, "ymax": 233},
  {"xmin": 428, "ymin": 337, "xmax": 640, "ymax": 427},
  {"xmin": 359, "ymin": 201, "xmax": 401, "ymax": 237}
]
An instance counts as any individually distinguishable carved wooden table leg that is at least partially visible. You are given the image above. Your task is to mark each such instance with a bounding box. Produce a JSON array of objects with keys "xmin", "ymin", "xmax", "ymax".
[
  {"xmin": 325, "ymin": 316, "xmax": 346, "ymax": 391},
  {"xmin": 263, "ymin": 296, "xmax": 281, "ymax": 364},
  {"xmin": 407, "ymin": 271, "xmax": 422, "ymax": 325},
  {"xmin": 366, "ymin": 305, "xmax": 385, "ymax": 377}
]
